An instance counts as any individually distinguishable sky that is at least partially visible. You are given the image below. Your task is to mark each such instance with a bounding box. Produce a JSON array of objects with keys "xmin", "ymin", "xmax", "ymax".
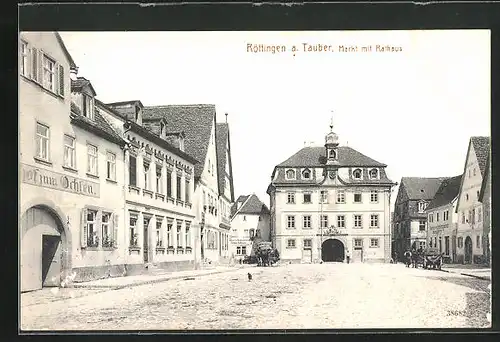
[{"xmin": 60, "ymin": 30, "xmax": 491, "ymax": 210}]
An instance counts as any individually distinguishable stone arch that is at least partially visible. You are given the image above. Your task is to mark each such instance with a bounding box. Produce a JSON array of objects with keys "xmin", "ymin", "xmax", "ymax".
[
  {"xmin": 322, "ymin": 238, "xmax": 345, "ymax": 262},
  {"xmin": 21, "ymin": 197, "xmax": 73, "ymax": 279}
]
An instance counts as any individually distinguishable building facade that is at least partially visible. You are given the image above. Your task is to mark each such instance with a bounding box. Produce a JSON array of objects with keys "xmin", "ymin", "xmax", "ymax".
[
  {"xmin": 230, "ymin": 194, "xmax": 271, "ymax": 262},
  {"xmin": 393, "ymin": 177, "xmax": 446, "ymax": 260},
  {"xmin": 479, "ymin": 155, "xmax": 491, "ymax": 266},
  {"xmin": 267, "ymin": 126, "xmax": 396, "ymax": 264},
  {"xmin": 455, "ymin": 136, "xmax": 490, "ymax": 264},
  {"xmin": 425, "ymin": 175, "xmax": 462, "ymax": 263},
  {"xmin": 96, "ymin": 100, "xmax": 199, "ymax": 274},
  {"xmin": 142, "ymin": 105, "xmax": 235, "ymax": 265},
  {"xmin": 19, "ymin": 32, "xmax": 130, "ymax": 292}
]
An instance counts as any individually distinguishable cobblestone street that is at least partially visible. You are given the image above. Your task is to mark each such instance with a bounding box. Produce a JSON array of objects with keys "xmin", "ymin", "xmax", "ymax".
[{"xmin": 20, "ymin": 263, "xmax": 491, "ymax": 330}]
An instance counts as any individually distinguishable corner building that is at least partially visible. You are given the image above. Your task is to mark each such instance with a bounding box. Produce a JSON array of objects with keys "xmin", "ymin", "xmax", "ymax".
[{"xmin": 267, "ymin": 126, "xmax": 396, "ymax": 263}]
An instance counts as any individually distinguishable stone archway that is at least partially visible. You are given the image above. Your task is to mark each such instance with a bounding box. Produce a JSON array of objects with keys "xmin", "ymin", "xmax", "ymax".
[
  {"xmin": 322, "ymin": 239, "xmax": 345, "ymax": 262},
  {"xmin": 20, "ymin": 200, "xmax": 72, "ymax": 292},
  {"xmin": 464, "ymin": 236, "xmax": 473, "ymax": 264}
]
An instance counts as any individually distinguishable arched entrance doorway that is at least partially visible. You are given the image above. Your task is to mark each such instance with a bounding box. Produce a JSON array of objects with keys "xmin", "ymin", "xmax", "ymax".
[
  {"xmin": 464, "ymin": 236, "xmax": 473, "ymax": 264},
  {"xmin": 322, "ymin": 239, "xmax": 345, "ymax": 262},
  {"xmin": 20, "ymin": 205, "xmax": 70, "ymax": 292}
]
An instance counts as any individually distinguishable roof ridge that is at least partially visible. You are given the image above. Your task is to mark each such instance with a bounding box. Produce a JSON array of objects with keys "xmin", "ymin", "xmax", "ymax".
[{"xmin": 145, "ymin": 104, "xmax": 216, "ymax": 109}]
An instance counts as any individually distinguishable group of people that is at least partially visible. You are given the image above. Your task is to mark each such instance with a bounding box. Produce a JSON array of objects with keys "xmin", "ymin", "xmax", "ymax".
[{"xmin": 403, "ymin": 246, "xmax": 424, "ymax": 268}]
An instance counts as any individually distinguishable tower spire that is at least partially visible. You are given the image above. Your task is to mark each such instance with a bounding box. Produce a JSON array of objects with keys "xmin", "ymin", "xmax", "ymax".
[{"xmin": 330, "ymin": 111, "xmax": 334, "ymax": 132}]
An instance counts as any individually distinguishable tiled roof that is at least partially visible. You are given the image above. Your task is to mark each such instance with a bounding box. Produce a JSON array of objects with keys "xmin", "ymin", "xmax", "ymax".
[
  {"xmin": 471, "ymin": 136, "xmax": 490, "ymax": 177},
  {"xmin": 401, "ymin": 177, "xmax": 448, "ymax": 201},
  {"xmin": 233, "ymin": 194, "xmax": 270, "ymax": 216},
  {"xmin": 55, "ymin": 32, "xmax": 77, "ymax": 69},
  {"xmin": 143, "ymin": 104, "xmax": 216, "ymax": 179},
  {"xmin": 71, "ymin": 77, "xmax": 96, "ymax": 96},
  {"xmin": 70, "ymin": 102, "xmax": 125, "ymax": 146},
  {"xmin": 277, "ymin": 146, "xmax": 387, "ymax": 167},
  {"xmin": 215, "ymin": 123, "xmax": 234, "ymax": 202},
  {"xmin": 231, "ymin": 195, "xmax": 249, "ymax": 217},
  {"xmin": 426, "ymin": 175, "xmax": 462, "ymax": 211},
  {"xmin": 479, "ymin": 156, "xmax": 490, "ymax": 202}
]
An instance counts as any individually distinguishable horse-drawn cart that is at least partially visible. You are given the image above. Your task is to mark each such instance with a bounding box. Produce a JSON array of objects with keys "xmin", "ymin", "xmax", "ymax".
[{"xmin": 422, "ymin": 248, "xmax": 443, "ymax": 270}]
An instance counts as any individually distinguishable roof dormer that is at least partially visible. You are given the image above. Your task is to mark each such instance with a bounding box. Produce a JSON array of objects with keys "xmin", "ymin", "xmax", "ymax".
[
  {"xmin": 71, "ymin": 76, "xmax": 97, "ymax": 120},
  {"xmin": 106, "ymin": 100, "xmax": 144, "ymax": 125}
]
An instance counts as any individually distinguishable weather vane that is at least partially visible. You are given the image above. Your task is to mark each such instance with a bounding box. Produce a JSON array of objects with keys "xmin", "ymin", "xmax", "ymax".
[{"xmin": 330, "ymin": 110, "xmax": 334, "ymax": 132}]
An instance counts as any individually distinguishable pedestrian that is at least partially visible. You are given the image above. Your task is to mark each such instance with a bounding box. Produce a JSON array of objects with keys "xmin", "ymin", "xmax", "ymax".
[{"xmin": 346, "ymin": 249, "xmax": 351, "ymax": 264}]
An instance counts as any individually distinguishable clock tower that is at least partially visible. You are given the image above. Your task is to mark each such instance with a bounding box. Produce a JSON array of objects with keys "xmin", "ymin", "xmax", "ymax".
[{"xmin": 325, "ymin": 117, "xmax": 339, "ymax": 165}]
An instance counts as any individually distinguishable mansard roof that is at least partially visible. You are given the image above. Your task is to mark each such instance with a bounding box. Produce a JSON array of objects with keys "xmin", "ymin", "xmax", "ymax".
[
  {"xmin": 143, "ymin": 104, "xmax": 216, "ymax": 180},
  {"xmin": 277, "ymin": 146, "xmax": 387, "ymax": 168}
]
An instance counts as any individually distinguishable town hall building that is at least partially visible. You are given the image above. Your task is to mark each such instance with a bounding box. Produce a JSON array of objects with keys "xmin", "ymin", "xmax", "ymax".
[{"xmin": 267, "ymin": 123, "xmax": 396, "ymax": 264}]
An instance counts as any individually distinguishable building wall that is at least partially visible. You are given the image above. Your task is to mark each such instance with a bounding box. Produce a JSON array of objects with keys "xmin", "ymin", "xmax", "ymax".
[
  {"xmin": 456, "ymin": 145, "xmax": 485, "ymax": 263},
  {"xmin": 482, "ymin": 171, "xmax": 491, "ymax": 264},
  {"xmin": 273, "ymin": 182, "xmax": 391, "ymax": 263},
  {"xmin": 229, "ymin": 212, "xmax": 271, "ymax": 260},
  {"xmin": 427, "ymin": 201, "xmax": 458, "ymax": 262},
  {"xmin": 19, "ymin": 32, "xmax": 129, "ymax": 289}
]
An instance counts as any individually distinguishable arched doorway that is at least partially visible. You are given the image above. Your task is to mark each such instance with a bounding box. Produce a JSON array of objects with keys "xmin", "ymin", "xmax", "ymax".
[
  {"xmin": 20, "ymin": 205, "xmax": 70, "ymax": 292},
  {"xmin": 464, "ymin": 236, "xmax": 473, "ymax": 264},
  {"xmin": 322, "ymin": 239, "xmax": 345, "ymax": 262}
]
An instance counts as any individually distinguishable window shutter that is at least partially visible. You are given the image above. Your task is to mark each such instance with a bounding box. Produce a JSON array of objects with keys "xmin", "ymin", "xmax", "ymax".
[
  {"xmin": 81, "ymin": 209, "xmax": 87, "ymax": 248},
  {"xmin": 37, "ymin": 50, "xmax": 43, "ymax": 84},
  {"xmin": 31, "ymin": 47, "xmax": 39, "ymax": 83},
  {"xmin": 113, "ymin": 214, "xmax": 119, "ymax": 248},
  {"xmin": 58, "ymin": 64, "xmax": 65, "ymax": 97}
]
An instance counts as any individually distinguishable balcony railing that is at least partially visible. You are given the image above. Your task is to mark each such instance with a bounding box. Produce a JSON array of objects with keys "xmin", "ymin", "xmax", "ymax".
[
  {"xmin": 155, "ymin": 193, "xmax": 165, "ymax": 201},
  {"xmin": 143, "ymin": 189, "xmax": 154, "ymax": 198},
  {"xmin": 167, "ymin": 196, "xmax": 175, "ymax": 204}
]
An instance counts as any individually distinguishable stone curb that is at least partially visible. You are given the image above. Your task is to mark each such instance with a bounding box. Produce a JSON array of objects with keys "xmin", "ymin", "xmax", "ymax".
[
  {"xmin": 439, "ymin": 268, "xmax": 491, "ymax": 281},
  {"xmin": 71, "ymin": 266, "xmax": 247, "ymax": 290}
]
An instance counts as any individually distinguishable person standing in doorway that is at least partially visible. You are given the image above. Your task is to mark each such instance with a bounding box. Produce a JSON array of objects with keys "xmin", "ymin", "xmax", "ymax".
[{"xmin": 346, "ymin": 248, "xmax": 351, "ymax": 264}]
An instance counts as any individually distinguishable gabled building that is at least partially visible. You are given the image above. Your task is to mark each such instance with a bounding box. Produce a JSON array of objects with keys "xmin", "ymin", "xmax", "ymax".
[
  {"xmin": 93, "ymin": 99, "xmax": 199, "ymax": 274},
  {"xmin": 393, "ymin": 177, "xmax": 447, "ymax": 260},
  {"xmin": 455, "ymin": 136, "xmax": 490, "ymax": 264},
  {"xmin": 143, "ymin": 105, "xmax": 235, "ymax": 265},
  {"xmin": 19, "ymin": 32, "xmax": 130, "ymax": 292},
  {"xmin": 478, "ymin": 154, "xmax": 491, "ymax": 266},
  {"xmin": 230, "ymin": 194, "xmax": 271, "ymax": 262},
  {"xmin": 425, "ymin": 175, "xmax": 462, "ymax": 263},
  {"xmin": 267, "ymin": 124, "xmax": 396, "ymax": 264}
]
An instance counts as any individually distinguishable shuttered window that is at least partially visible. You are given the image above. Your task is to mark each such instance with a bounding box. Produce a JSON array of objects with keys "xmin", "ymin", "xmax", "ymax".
[
  {"xmin": 129, "ymin": 155, "xmax": 137, "ymax": 186},
  {"xmin": 176, "ymin": 174, "xmax": 182, "ymax": 200},
  {"xmin": 166, "ymin": 169, "xmax": 172, "ymax": 197}
]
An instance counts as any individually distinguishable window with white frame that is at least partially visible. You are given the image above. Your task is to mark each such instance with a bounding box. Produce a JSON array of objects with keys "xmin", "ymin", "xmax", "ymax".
[
  {"xmin": 176, "ymin": 174, "xmax": 182, "ymax": 200},
  {"xmin": 478, "ymin": 207, "xmax": 482, "ymax": 222},
  {"xmin": 354, "ymin": 215, "xmax": 362, "ymax": 228},
  {"xmin": 241, "ymin": 246, "xmax": 247, "ymax": 255},
  {"xmin": 337, "ymin": 215, "xmax": 345, "ymax": 228},
  {"xmin": 303, "ymin": 193, "xmax": 312, "ymax": 203},
  {"xmin": 156, "ymin": 219, "xmax": 163, "ymax": 247},
  {"xmin": 471, "ymin": 209, "xmax": 476, "ymax": 224},
  {"xmin": 176, "ymin": 221, "xmax": 182, "ymax": 248},
  {"xmin": 354, "ymin": 192, "xmax": 362, "ymax": 203},
  {"xmin": 143, "ymin": 161, "xmax": 150, "ymax": 190},
  {"xmin": 285, "ymin": 169, "xmax": 296, "ymax": 179},
  {"xmin": 336, "ymin": 190, "xmax": 345, "ymax": 203},
  {"xmin": 370, "ymin": 190, "xmax": 378, "ymax": 203},
  {"xmin": 461, "ymin": 212, "xmax": 465, "ymax": 224},
  {"xmin": 419, "ymin": 220, "xmax": 426, "ymax": 231},
  {"xmin": 82, "ymin": 94, "xmax": 94, "ymax": 120},
  {"xmin": 86, "ymin": 209, "xmax": 98, "ymax": 247},
  {"xmin": 477, "ymin": 235, "xmax": 481, "ymax": 248},
  {"xmin": 320, "ymin": 190, "xmax": 328, "ymax": 203},
  {"xmin": 287, "ymin": 215, "xmax": 295, "ymax": 229},
  {"xmin": 42, "ymin": 54, "xmax": 56, "ymax": 93},
  {"xmin": 352, "ymin": 169, "xmax": 362, "ymax": 179},
  {"xmin": 370, "ymin": 214, "xmax": 379, "ymax": 228},
  {"xmin": 167, "ymin": 220, "xmax": 173, "ymax": 247},
  {"xmin": 106, "ymin": 151, "xmax": 116, "ymax": 181},
  {"xmin": 129, "ymin": 154, "xmax": 137, "ymax": 186},
  {"xmin": 166, "ymin": 169, "xmax": 172, "ymax": 197},
  {"xmin": 155, "ymin": 164, "xmax": 163, "ymax": 193},
  {"xmin": 303, "ymin": 215, "xmax": 311, "ymax": 229},
  {"xmin": 20, "ymin": 40, "xmax": 29, "ymax": 77},
  {"xmin": 321, "ymin": 215, "xmax": 328, "ymax": 228},
  {"xmin": 370, "ymin": 238, "xmax": 379, "ymax": 248},
  {"xmin": 87, "ymin": 144, "xmax": 98, "ymax": 175},
  {"xmin": 302, "ymin": 168, "xmax": 311, "ymax": 179},
  {"xmin": 419, "ymin": 241, "xmax": 426, "ymax": 250},
  {"xmin": 436, "ymin": 212, "xmax": 440, "ymax": 222},
  {"xmin": 287, "ymin": 192, "xmax": 295, "ymax": 204},
  {"xmin": 63, "ymin": 135, "xmax": 76, "ymax": 168},
  {"xmin": 443, "ymin": 210, "xmax": 448, "ymax": 221},
  {"xmin": 185, "ymin": 179, "xmax": 190, "ymax": 203},
  {"xmin": 303, "ymin": 239, "xmax": 312, "ymax": 249},
  {"xmin": 129, "ymin": 215, "xmax": 138, "ymax": 247},
  {"xmin": 429, "ymin": 213, "xmax": 434, "ymax": 223},
  {"xmin": 369, "ymin": 169, "xmax": 378, "ymax": 179},
  {"xmin": 101, "ymin": 212, "xmax": 113, "ymax": 247},
  {"xmin": 185, "ymin": 222, "xmax": 191, "ymax": 248},
  {"xmin": 354, "ymin": 238, "xmax": 363, "ymax": 248},
  {"xmin": 36, "ymin": 122, "xmax": 50, "ymax": 161},
  {"xmin": 418, "ymin": 201, "xmax": 427, "ymax": 213},
  {"xmin": 287, "ymin": 239, "xmax": 296, "ymax": 248},
  {"xmin": 457, "ymin": 237, "xmax": 463, "ymax": 248}
]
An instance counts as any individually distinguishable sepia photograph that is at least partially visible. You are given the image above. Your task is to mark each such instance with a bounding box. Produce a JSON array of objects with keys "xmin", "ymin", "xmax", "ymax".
[{"xmin": 19, "ymin": 29, "xmax": 491, "ymax": 331}]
